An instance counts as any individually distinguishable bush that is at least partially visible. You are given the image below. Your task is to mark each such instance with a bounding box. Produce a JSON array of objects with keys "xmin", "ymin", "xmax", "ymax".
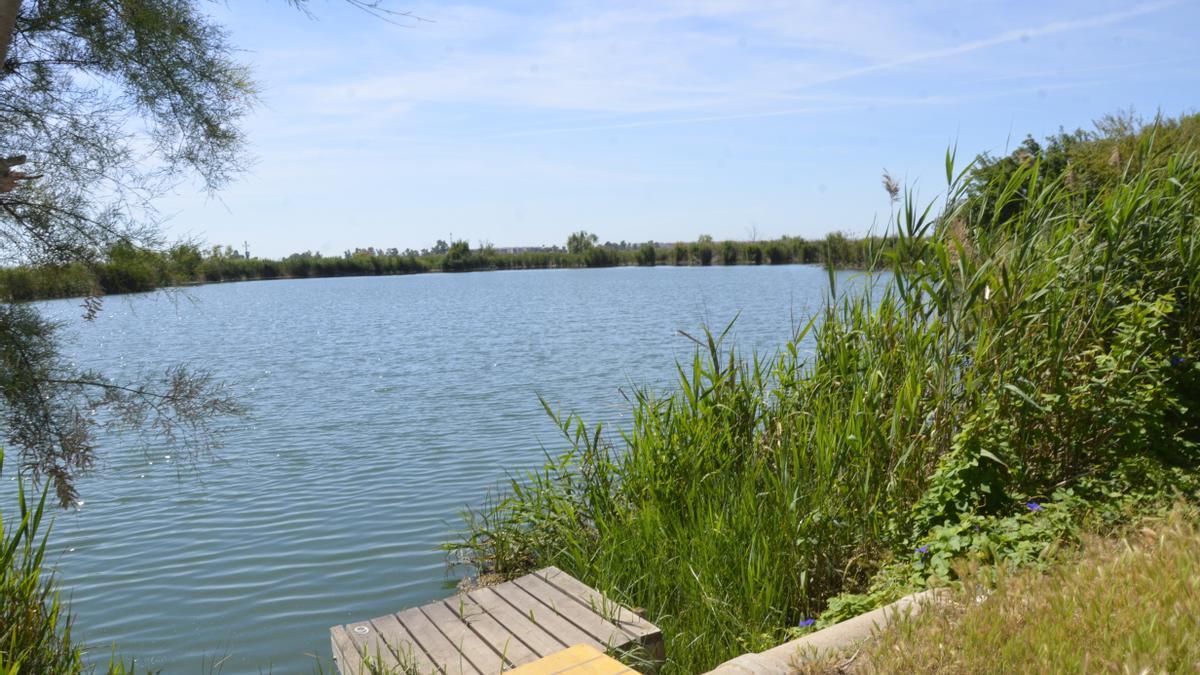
[
  {"xmin": 765, "ymin": 241, "xmax": 788, "ymax": 264},
  {"xmin": 95, "ymin": 241, "xmax": 168, "ymax": 294},
  {"xmin": 672, "ymin": 243, "xmax": 688, "ymax": 266},
  {"xmin": 720, "ymin": 241, "xmax": 738, "ymax": 265},
  {"xmin": 746, "ymin": 244, "xmax": 763, "ymax": 265}
]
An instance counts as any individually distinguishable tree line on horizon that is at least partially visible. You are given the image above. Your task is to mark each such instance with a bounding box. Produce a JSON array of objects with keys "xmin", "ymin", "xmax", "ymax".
[
  {"xmin": 0, "ymin": 230, "xmax": 888, "ymax": 302},
  {"xmin": 8, "ymin": 106, "xmax": 1197, "ymax": 306}
]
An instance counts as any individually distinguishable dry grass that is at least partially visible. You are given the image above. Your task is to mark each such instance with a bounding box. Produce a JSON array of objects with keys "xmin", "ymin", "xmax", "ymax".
[{"xmin": 798, "ymin": 504, "xmax": 1200, "ymax": 674}]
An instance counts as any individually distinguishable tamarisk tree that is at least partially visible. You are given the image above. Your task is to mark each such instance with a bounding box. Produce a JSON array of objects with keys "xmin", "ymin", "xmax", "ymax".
[{"xmin": 0, "ymin": 1, "xmax": 271, "ymax": 505}]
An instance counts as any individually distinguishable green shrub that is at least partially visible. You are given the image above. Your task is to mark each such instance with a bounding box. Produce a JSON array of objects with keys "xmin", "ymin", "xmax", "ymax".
[
  {"xmin": 672, "ymin": 242, "xmax": 688, "ymax": 265},
  {"xmin": 636, "ymin": 243, "xmax": 657, "ymax": 267},
  {"xmin": 746, "ymin": 243, "xmax": 763, "ymax": 265},
  {"xmin": 720, "ymin": 241, "xmax": 738, "ymax": 265},
  {"xmin": 765, "ymin": 241, "xmax": 788, "ymax": 264}
]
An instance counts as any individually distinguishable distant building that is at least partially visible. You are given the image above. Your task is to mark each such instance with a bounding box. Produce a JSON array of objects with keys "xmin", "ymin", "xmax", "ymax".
[{"xmin": 493, "ymin": 246, "xmax": 559, "ymax": 254}]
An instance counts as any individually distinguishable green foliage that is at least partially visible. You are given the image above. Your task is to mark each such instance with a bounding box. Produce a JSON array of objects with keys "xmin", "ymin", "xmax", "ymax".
[
  {"xmin": 765, "ymin": 241, "xmax": 788, "ymax": 264},
  {"xmin": 671, "ymin": 242, "xmax": 688, "ymax": 265},
  {"xmin": 0, "ymin": 1, "xmax": 262, "ymax": 515},
  {"xmin": 720, "ymin": 240, "xmax": 738, "ymax": 265},
  {"xmin": 845, "ymin": 504, "xmax": 1200, "ymax": 673},
  {"xmin": 0, "ymin": 449, "xmax": 82, "ymax": 673},
  {"xmin": 95, "ymin": 241, "xmax": 169, "ymax": 294},
  {"xmin": 817, "ymin": 459, "xmax": 1200, "ymax": 630},
  {"xmin": 0, "ymin": 448, "xmax": 157, "ymax": 673},
  {"xmin": 746, "ymin": 243, "xmax": 764, "ymax": 265},
  {"xmin": 0, "ymin": 301, "xmax": 242, "ymax": 506},
  {"xmin": 441, "ymin": 240, "xmax": 473, "ymax": 272},
  {"xmin": 636, "ymin": 243, "xmax": 657, "ymax": 266},
  {"xmin": 567, "ymin": 230, "xmax": 599, "ymax": 254},
  {"xmin": 694, "ymin": 234, "xmax": 715, "ymax": 266},
  {"xmin": 968, "ymin": 110, "xmax": 1200, "ymax": 224},
  {"xmin": 449, "ymin": 113, "xmax": 1200, "ymax": 673},
  {"xmin": 2, "ymin": 0, "xmax": 255, "ymax": 272}
]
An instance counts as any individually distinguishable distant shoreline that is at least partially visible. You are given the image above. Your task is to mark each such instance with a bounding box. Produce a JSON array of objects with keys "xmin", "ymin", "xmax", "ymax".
[
  {"xmin": 1, "ymin": 233, "xmax": 891, "ymax": 303},
  {"xmin": 26, "ymin": 259, "xmax": 875, "ymax": 303}
]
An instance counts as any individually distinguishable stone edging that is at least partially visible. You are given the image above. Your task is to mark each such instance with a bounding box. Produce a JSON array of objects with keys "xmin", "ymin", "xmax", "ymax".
[{"xmin": 703, "ymin": 589, "xmax": 945, "ymax": 674}]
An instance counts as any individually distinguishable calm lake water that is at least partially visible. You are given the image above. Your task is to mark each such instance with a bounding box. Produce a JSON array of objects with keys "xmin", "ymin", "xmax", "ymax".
[{"xmin": 27, "ymin": 265, "xmax": 857, "ymax": 673}]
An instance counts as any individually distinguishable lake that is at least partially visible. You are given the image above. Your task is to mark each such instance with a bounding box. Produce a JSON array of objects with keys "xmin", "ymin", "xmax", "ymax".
[{"xmin": 28, "ymin": 265, "xmax": 855, "ymax": 673}]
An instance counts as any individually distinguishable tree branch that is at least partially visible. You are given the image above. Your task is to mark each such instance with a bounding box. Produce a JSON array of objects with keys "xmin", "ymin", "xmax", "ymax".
[{"xmin": 0, "ymin": 0, "xmax": 18, "ymax": 70}]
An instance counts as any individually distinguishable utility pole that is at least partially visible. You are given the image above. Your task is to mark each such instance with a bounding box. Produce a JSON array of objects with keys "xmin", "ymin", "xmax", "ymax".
[{"xmin": 243, "ymin": 241, "xmax": 250, "ymax": 259}]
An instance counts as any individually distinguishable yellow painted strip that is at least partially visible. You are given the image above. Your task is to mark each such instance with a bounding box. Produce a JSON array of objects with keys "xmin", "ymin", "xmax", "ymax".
[{"xmin": 506, "ymin": 644, "xmax": 635, "ymax": 675}]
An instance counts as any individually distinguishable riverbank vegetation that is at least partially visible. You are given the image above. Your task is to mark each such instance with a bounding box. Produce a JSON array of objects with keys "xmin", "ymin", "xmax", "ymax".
[
  {"xmin": 813, "ymin": 502, "xmax": 1200, "ymax": 673},
  {"xmin": 448, "ymin": 111, "xmax": 1200, "ymax": 673},
  {"xmin": 0, "ymin": 231, "xmax": 886, "ymax": 303}
]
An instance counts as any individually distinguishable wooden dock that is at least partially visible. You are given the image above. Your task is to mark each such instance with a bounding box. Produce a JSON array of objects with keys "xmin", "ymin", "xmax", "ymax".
[{"xmin": 330, "ymin": 566, "xmax": 662, "ymax": 675}]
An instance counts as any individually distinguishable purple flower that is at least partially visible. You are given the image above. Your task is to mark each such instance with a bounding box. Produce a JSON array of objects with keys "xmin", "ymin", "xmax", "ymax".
[
  {"xmin": 798, "ymin": 618, "xmax": 816, "ymax": 628},
  {"xmin": 1172, "ymin": 356, "xmax": 1187, "ymax": 367},
  {"xmin": 1026, "ymin": 502, "xmax": 1043, "ymax": 512},
  {"xmin": 916, "ymin": 545, "xmax": 929, "ymax": 555}
]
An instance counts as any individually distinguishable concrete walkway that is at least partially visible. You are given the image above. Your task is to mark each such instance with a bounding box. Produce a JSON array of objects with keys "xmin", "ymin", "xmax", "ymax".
[{"xmin": 703, "ymin": 590, "xmax": 944, "ymax": 674}]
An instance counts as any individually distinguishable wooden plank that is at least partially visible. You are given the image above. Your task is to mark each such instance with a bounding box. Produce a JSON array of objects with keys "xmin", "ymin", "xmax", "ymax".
[
  {"xmin": 511, "ymin": 574, "xmax": 631, "ymax": 648},
  {"xmin": 488, "ymin": 581, "xmax": 601, "ymax": 652},
  {"xmin": 423, "ymin": 599, "xmax": 511, "ymax": 674},
  {"xmin": 334, "ymin": 618, "xmax": 408, "ymax": 675},
  {"xmin": 330, "ymin": 625, "xmax": 357, "ymax": 674},
  {"xmin": 506, "ymin": 644, "xmax": 635, "ymax": 675},
  {"xmin": 444, "ymin": 594, "xmax": 542, "ymax": 668},
  {"xmin": 331, "ymin": 568, "xmax": 660, "ymax": 674},
  {"xmin": 534, "ymin": 568, "xmax": 659, "ymax": 640},
  {"xmin": 534, "ymin": 568, "xmax": 663, "ymax": 664},
  {"xmin": 397, "ymin": 605, "xmax": 484, "ymax": 675},
  {"xmin": 466, "ymin": 586, "xmax": 570, "ymax": 658},
  {"xmin": 370, "ymin": 612, "xmax": 442, "ymax": 674}
]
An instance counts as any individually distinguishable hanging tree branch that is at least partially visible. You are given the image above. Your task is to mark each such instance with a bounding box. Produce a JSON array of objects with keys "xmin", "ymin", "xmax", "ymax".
[{"xmin": 0, "ymin": 0, "xmax": 18, "ymax": 68}]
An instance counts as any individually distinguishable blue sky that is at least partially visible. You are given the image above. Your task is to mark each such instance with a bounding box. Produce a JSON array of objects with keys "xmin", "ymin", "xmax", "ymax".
[{"xmin": 163, "ymin": 0, "xmax": 1200, "ymax": 257}]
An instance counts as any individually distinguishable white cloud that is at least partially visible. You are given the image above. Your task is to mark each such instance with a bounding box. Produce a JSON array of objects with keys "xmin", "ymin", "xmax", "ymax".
[
  {"xmin": 795, "ymin": 0, "xmax": 1180, "ymax": 89},
  {"xmin": 486, "ymin": 80, "xmax": 1107, "ymax": 138},
  {"xmin": 265, "ymin": 0, "xmax": 1176, "ymax": 129},
  {"xmin": 274, "ymin": 0, "xmax": 922, "ymax": 116}
]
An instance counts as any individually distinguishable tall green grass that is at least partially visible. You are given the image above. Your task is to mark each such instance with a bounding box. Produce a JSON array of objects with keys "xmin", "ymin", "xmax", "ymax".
[
  {"xmin": 0, "ymin": 447, "xmax": 84, "ymax": 673},
  {"xmin": 0, "ymin": 447, "xmax": 158, "ymax": 673},
  {"xmin": 449, "ymin": 117, "xmax": 1200, "ymax": 673}
]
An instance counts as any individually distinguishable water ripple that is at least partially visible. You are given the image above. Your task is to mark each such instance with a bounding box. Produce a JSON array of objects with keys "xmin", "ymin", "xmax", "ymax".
[{"xmin": 15, "ymin": 266, "xmax": 853, "ymax": 673}]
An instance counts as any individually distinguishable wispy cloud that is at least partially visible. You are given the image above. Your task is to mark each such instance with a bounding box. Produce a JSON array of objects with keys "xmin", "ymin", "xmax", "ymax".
[
  {"xmin": 487, "ymin": 81, "xmax": 1107, "ymax": 138},
  {"xmin": 279, "ymin": 1, "xmax": 919, "ymax": 115},
  {"xmin": 797, "ymin": 1, "xmax": 1179, "ymax": 89},
  {"xmin": 273, "ymin": 0, "xmax": 1176, "ymax": 134}
]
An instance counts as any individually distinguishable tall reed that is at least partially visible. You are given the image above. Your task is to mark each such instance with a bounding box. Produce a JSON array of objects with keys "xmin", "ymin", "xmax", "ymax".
[
  {"xmin": 0, "ymin": 448, "xmax": 156, "ymax": 673},
  {"xmin": 0, "ymin": 448, "xmax": 83, "ymax": 672}
]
